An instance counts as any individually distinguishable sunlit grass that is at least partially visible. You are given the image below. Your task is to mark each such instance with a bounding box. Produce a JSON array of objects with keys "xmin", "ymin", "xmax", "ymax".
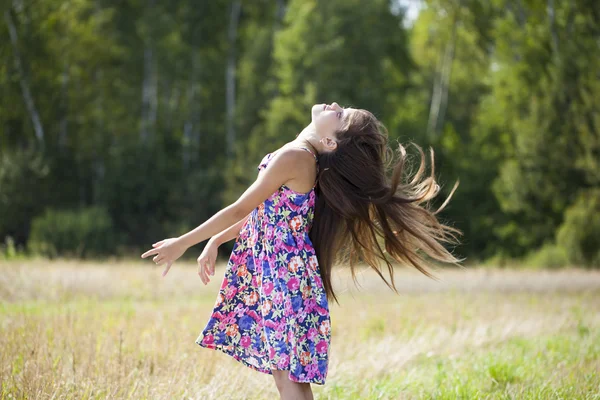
[{"xmin": 1, "ymin": 259, "xmax": 599, "ymax": 399}]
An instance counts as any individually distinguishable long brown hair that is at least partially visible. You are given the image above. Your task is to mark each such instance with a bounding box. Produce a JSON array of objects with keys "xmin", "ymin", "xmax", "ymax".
[{"xmin": 309, "ymin": 109, "xmax": 462, "ymax": 304}]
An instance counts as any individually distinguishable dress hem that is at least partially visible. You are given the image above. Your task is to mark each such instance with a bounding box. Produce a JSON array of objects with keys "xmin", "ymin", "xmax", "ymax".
[{"xmin": 194, "ymin": 339, "xmax": 326, "ymax": 385}]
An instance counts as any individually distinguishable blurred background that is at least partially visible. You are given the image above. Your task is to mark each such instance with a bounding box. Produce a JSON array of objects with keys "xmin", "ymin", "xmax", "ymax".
[
  {"xmin": 1, "ymin": 0, "xmax": 599, "ymax": 266},
  {"xmin": 2, "ymin": 2, "xmax": 600, "ymax": 399}
]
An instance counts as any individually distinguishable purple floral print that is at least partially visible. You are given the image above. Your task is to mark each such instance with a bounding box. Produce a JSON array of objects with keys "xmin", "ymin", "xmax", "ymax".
[{"xmin": 196, "ymin": 148, "xmax": 331, "ymax": 385}]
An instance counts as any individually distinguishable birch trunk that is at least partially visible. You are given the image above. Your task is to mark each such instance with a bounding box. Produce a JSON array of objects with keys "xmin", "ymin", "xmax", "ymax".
[
  {"xmin": 140, "ymin": 0, "xmax": 158, "ymax": 143},
  {"xmin": 183, "ymin": 52, "xmax": 201, "ymax": 169},
  {"xmin": 58, "ymin": 63, "xmax": 69, "ymax": 151},
  {"xmin": 141, "ymin": 46, "xmax": 158, "ymax": 143},
  {"xmin": 547, "ymin": 0, "xmax": 560, "ymax": 60},
  {"xmin": 94, "ymin": 68, "xmax": 106, "ymax": 183},
  {"xmin": 426, "ymin": 12, "xmax": 458, "ymax": 140},
  {"xmin": 226, "ymin": 0, "xmax": 242, "ymax": 158},
  {"xmin": 4, "ymin": 9, "xmax": 45, "ymax": 147}
]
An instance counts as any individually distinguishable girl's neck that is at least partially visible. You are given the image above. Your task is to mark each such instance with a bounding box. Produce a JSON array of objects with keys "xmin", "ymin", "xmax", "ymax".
[{"xmin": 293, "ymin": 123, "xmax": 322, "ymax": 155}]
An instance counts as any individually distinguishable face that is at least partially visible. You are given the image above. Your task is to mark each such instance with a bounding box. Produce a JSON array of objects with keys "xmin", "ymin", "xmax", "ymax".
[{"xmin": 311, "ymin": 102, "xmax": 355, "ymax": 152}]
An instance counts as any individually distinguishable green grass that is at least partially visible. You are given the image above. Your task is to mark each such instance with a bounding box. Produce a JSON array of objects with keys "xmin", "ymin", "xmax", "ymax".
[
  {"xmin": 1, "ymin": 261, "xmax": 599, "ymax": 399},
  {"xmin": 324, "ymin": 332, "xmax": 600, "ymax": 399}
]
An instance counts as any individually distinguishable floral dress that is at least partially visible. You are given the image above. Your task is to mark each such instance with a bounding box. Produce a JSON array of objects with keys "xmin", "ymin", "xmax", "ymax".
[{"xmin": 195, "ymin": 146, "xmax": 331, "ymax": 385}]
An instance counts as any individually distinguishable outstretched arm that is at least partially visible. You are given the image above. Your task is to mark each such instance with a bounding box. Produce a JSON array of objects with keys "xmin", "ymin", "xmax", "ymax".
[
  {"xmin": 196, "ymin": 213, "xmax": 250, "ymax": 285},
  {"xmin": 176, "ymin": 150, "xmax": 302, "ymax": 249},
  {"xmin": 211, "ymin": 213, "xmax": 250, "ymax": 246},
  {"xmin": 140, "ymin": 148, "xmax": 307, "ymax": 273}
]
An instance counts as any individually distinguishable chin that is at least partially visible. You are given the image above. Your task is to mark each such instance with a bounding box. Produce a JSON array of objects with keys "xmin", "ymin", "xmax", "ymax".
[{"xmin": 311, "ymin": 103, "xmax": 325, "ymax": 120}]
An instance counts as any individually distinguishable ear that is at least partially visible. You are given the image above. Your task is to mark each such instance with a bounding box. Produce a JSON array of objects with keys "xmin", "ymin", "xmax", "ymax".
[{"xmin": 320, "ymin": 136, "xmax": 338, "ymax": 151}]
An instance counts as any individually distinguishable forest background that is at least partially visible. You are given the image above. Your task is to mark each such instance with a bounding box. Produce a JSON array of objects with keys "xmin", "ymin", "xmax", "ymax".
[{"xmin": 1, "ymin": 0, "xmax": 599, "ymax": 268}]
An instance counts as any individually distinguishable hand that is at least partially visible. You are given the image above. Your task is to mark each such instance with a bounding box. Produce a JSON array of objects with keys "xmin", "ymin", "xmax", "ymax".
[
  {"xmin": 141, "ymin": 237, "xmax": 187, "ymax": 277},
  {"xmin": 197, "ymin": 238, "xmax": 219, "ymax": 285}
]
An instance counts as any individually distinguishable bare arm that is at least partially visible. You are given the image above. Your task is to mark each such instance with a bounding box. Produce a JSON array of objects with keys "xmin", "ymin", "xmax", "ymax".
[
  {"xmin": 142, "ymin": 148, "xmax": 309, "ymax": 266},
  {"xmin": 210, "ymin": 213, "xmax": 250, "ymax": 246},
  {"xmin": 175, "ymin": 150, "xmax": 303, "ymax": 250},
  {"xmin": 195, "ymin": 213, "xmax": 250, "ymax": 285}
]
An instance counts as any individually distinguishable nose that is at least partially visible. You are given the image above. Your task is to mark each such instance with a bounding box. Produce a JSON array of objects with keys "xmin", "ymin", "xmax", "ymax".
[{"xmin": 324, "ymin": 102, "xmax": 341, "ymax": 111}]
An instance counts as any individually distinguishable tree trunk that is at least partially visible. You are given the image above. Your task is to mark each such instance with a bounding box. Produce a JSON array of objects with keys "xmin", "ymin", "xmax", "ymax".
[
  {"xmin": 547, "ymin": 0, "xmax": 560, "ymax": 60},
  {"xmin": 514, "ymin": 0, "xmax": 528, "ymax": 28},
  {"xmin": 140, "ymin": 0, "xmax": 158, "ymax": 143},
  {"xmin": 58, "ymin": 63, "xmax": 69, "ymax": 151},
  {"xmin": 183, "ymin": 52, "xmax": 201, "ymax": 169},
  {"xmin": 141, "ymin": 45, "xmax": 158, "ymax": 143},
  {"xmin": 275, "ymin": 0, "xmax": 286, "ymax": 30},
  {"xmin": 427, "ymin": 11, "xmax": 458, "ymax": 140},
  {"xmin": 163, "ymin": 78, "xmax": 178, "ymax": 133},
  {"xmin": 4, "ymin": 9, "xmax": 45, "ymax": 148},
  {"xmin": 93, "ymin": 68, "xmax": 106, "ymax": 205},
  {"xmin": 226, "ymin": 0, "xmax": 242, "ymax": 158}
]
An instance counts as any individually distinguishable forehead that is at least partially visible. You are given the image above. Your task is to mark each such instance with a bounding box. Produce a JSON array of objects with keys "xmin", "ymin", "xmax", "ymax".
[
  {"xmin": 342, "ymin": 107, "xmax": 358, "ymax": 121},
  {"xmin": 337, "ymin": 107, "xmax": 358, "ymax": 132},
  {"xmin": 342, "ymin": 107, "xmax": 357, "ymax": 117}
]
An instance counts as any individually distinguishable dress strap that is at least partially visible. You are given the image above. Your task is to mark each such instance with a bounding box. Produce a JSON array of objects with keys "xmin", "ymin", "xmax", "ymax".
[
  {"xmin": 298, "ymin": 146, "xmax": 318, "ymax": 163},
  {"xmin": 298, "ymin": 146, "xmax": 320, "ymax": 178}
]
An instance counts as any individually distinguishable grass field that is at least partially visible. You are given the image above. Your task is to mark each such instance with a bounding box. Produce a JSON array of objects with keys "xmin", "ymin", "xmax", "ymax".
[{"xmin": 1, "ymin": 260, "xmax": 599, "ymax": 399}]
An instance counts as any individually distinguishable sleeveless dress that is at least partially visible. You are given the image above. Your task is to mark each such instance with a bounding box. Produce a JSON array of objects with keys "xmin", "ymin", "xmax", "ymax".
[{"xmin": 195, "ymin": 146, "xmax": 331, "ymax": 385}]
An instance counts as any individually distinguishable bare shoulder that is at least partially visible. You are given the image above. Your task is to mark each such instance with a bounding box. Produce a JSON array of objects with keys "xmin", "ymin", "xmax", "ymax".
[
  {"xmin": 268, "ymin": 147, "xmax": 315, "ymax": 169},
  {"xmin": 267, "ymin": 146, "xmax": 317, "ymax": 192}
]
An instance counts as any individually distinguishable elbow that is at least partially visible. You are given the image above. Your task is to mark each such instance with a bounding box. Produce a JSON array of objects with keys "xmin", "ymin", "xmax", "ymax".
[{"xmin": 230, "ymin": 203, "xmax": 250, "ymax": 222}]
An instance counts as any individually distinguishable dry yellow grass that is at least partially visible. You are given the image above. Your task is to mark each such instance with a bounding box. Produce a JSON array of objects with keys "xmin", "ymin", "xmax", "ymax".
[{"xmin": 1, "ymin": 259, "xmax": 599, "ymax": 399}]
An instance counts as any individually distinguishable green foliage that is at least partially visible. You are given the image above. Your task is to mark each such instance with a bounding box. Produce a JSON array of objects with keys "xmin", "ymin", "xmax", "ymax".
[
  {"xmin": 0, "ymin": 148, "xmax": 50, "ymax": 244},
  {"xmin": 258, "ymin": 0, "xmax": 412, "ymax": 148},
  {"xmin": 484, "ymin": 0, "xmax": 600, "ymax": 258},
  {"xmin": 28, "ymin": 206, "xmax": 116, "ymax": 258},
  {"xmin": 0, "ymin": 236, "xmax": 28, "ymax": 260},
  {"xmin": 1, "ymin": 0, "xmax": 599, "ymax": 264},
  {"xmin": 524, "ymin": 243, "xmax": 569, "ymax": 269},
  {"xmin": 556, "ymin": 189, "xmax": 600, "ymax": 267}
]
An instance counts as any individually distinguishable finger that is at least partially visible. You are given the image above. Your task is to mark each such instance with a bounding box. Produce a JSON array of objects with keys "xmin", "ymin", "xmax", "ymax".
[
  {"xmin": 209, "ymin": 260, "xmax": 215, "ymax": 276},
  {"xmin": 197, "ymin": 259, "xmax": 206, "ymax": 284},
  {"xmin": 199, "ymin": 267, "xmax": 206, "ymax": 285},
  {"xmin": 141, "ymin": 248, "xmax": 160, "ymax": 258},
  {"xmin": 202, "ymin": 263, "xmax": 210, "ymax": 284},
  {"xmin": 200, "ymin": 262, "xmax": 209, "ymax": 285},
  {"xmin": 206, "ymin": 262, "xmax": 212, "ymax": 282},
  {"xmin": 162, "ymin": 261, "xmax": 173, "ymax": 277},
  {"xmin": 153, "ymin": 240, "xmax": 165, "ymax": 247}
]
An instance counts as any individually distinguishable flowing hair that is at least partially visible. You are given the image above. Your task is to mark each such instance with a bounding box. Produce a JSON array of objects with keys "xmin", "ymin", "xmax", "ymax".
[{"xmin": 309, "ymin": 109, "xmax": 462, "ymax": 304}]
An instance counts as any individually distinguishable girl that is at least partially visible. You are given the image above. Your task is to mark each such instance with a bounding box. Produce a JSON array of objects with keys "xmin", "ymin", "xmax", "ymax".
[{"xmin": 141, "ymin": 102, "xmax": 460, "ymax": 400}]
